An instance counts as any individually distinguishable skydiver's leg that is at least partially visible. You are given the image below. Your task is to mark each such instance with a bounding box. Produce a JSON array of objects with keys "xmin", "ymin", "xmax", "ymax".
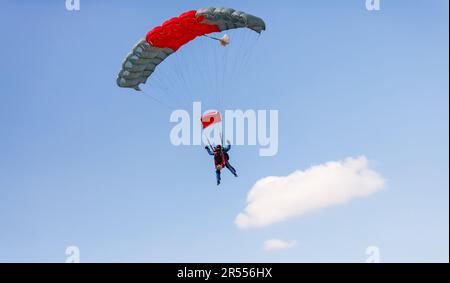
[
  {"xmin": 226, "ymin": 162, "xmax": 238, "ymax": 177},
  {"xmin": 216, "ymin": 169, "xmax": 221, "ymax": 185}
]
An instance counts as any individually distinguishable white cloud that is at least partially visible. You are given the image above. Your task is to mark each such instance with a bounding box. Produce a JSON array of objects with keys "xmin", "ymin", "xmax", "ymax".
[
  {"xmin": 263, "ymin": 239, "xmax": 297, "ymax": 251},
  {"xmin": 235, "ymin": 156, "xmax": 385, "ymax": 229}
]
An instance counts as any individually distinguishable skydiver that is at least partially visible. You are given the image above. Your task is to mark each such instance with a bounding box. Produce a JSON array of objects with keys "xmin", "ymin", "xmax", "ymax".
[{"xmin": 205, "ymin": 141, "xmax": 238, "ymax": 185}]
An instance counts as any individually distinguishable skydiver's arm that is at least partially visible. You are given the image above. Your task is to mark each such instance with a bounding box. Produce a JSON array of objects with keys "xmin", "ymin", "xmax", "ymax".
[
  {"xmin": 205, "ymin": 146, "xmax": 214, "ymax": 155},
  {"xmin": 223, "ymin": 144, "xmax": 231, "ymax": 152}
]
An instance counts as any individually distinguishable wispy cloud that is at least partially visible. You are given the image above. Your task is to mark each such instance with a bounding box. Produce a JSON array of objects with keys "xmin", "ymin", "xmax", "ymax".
[
  {"xmin": 236, "ymin": 156, "xmax": 385, "ymax": 229},
  {"xmin": 263, "ymin": 239, "xmax": 297, "ymax": 251}
]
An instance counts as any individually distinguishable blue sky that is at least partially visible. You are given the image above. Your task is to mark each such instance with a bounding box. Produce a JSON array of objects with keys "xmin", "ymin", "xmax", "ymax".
[{"xmin": 0, "ymin": 0, "xmax": 448, "ymax": 262}]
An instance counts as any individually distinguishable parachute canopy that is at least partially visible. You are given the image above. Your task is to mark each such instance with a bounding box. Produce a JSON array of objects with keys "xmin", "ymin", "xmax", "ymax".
[
  {"xmin": 117, "ymin": 7, "xmax": 266, "ymax": 91},
  {"xmin": 201, "ymin": 111, "xmax": 222, "ymax": 129}
]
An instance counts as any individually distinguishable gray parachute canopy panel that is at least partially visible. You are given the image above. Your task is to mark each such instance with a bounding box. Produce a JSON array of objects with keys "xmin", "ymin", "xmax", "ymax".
[
  {"xmin": 196, "ymin": 7, "xmax": 266, "ymax": 33},
  {"xmin": 117, "ymin": 39, "xmax": 174, "ymax": 91}
]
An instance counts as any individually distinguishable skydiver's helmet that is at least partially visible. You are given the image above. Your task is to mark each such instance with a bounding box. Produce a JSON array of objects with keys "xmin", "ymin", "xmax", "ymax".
[{"xmin": 214, "ymin": 145, "xmax": 222, "ymax": 153}]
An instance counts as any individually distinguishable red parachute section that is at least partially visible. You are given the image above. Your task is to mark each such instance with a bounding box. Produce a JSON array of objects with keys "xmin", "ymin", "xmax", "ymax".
[
  {"xmin": 201, "ymin": 111, "xmax": 222, "ymax": 129},
  {"xmin": 146, "ymin": 10, "xmax": 220, "ymax": 51}
]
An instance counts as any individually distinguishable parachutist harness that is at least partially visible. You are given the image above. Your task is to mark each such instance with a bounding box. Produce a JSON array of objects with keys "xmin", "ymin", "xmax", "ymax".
[{"xmin": 213, "ymin": 147, "xmax": 226, "ymax": 168}]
